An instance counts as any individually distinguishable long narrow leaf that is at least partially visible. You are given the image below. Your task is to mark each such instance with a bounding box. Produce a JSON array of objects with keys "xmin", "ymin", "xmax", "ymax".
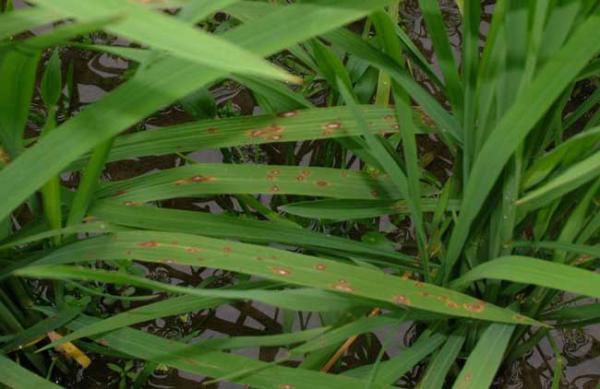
[
  {"xmin": 33, "ymin": 0, "xmax": 296, "ymax": 83},
  {"xmin": 0, "ymin": 354, "xmax": 61, "ymax": 389},
  {"xmin": 70, "ymin": 105, "xmax": 426, "ymax": 169},
  {"xmin": 280, "ymin": 198, "xmax": 459, "ymax": 221},
  {"xmin": 90, "ymin": 202, "xmax": 418, "ymax": 266},
  {"xmin": 20, "ymin": 231, "xmax": 539, "ymax": 324},
  {"xmin": 0, "ymin": 0, "xmax": 397, "ymax": 222},
  {"xmin": 95, "ymin": 164, "xmax": 404, "ymax": 202},
  {"xmin": 451, "ymin": 256, "xmax": 600, "ymax": 298},
  {"xmin": 517, "ymin": 154, "xmax": 600, "ymax": 209},
  {"xmin": 451, "ymin": 323, "xmax": 514, "ymax": 389},
  {"xmin": 444, "ymin": 13, "xmax": 600, "ymax": 279},
  {"xmin": 62, "ymin": 314, "xmax": 392, "ymax": 389}
]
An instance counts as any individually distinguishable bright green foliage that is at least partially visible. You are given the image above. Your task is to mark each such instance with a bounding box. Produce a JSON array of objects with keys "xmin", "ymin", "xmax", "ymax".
[{"xmin": 0, "ymin": 0, "xmax": 598, "ymax": 388}]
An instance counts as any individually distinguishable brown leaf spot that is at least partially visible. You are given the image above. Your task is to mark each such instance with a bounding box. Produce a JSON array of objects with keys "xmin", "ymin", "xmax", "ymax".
[
  {"xmin": 464, "ymin": 301, "xmax": 486, "ymax": 313},
  {"xmin": 270, "ymin": 185, "xmax": 281, "ymax": 193},
  {"xmin": 124, "ymin": 201, "xmax": 143, "ymax": 207},
  {"xmin": 417, "ymin": 107, "xmax": 436, "ymax": 128},
  {"xmin": 295, "ymin": 170, "xmax": 311, "ymax": 181},
  {"xmin": 315, "ymin": 180, "xmax": 329, "ymax": 187},
  {"xmin": 513, "ymin": 314, "xmax": 527, "ymax": 322},
  {"xmin": 175, "ymin": 179, "xmax": 189, "ymax": 186},
  {"xmin": 184, "ymin": 358, "xmax": 198, "ymax": 366},
  {"xmin": 98, "ymin": 338, "xmax": 109, "ymax": 346},
  {"xmin": 438, "ymin": 295, "xmax": 459, "ymax": 308},
  {"xmin": 314, "ymin": 263, "xmax": 327, "ymax": 271},
  {"xmin": 138, "ymin": 241, "xmax": 159, "ymax": 248},
  {"xmin": 420, "ymin": 291, "xmax": 430, "ymax": 297},
  {"xmin": 414, "ymin": 281, "xmax": 425, "ymax": 288},
  {"xmin": 574, "ymin": 255, "xmax": 592, "ymax": 265},
  {"xmin": 175, "ymin": 175, "xmax": 215, "ymax": 185},
  {"xmin": 384, "ymin": 114, "xmax": 394, "ymax": 121},
  {"xmin": 332, "ymin": 280, "xmax": 354, "ymax": 293},
  {"xmin": 369, "ymin": 169, "xmax": 382, "ymax": 178},
  {"xmin": 192, "ymin": 175, "xmax": 215, "ymax": 183},
  {"xmin": 161, "ymin": 259, "xmax": 175, "ymax": 265},
  {"xmin": 277, "ymin": 111, "xmax": 298, "ymax": 118},
  {"xmin": 113, "ymin": 190, "xmax": 128, "ymax": 197},
  {"xmin": 223, "ymin": 246, "xmax": 232, "ymax": 254},
  {"xmin": 392, "ymin": 295, "xmax": 411, "ymax": 306},
  {"xmin": 446, "ymin": 300, "xmax": 459, "ymax": 309},
  {"xmin": 457, "ymin": 373, "xmax": 472, "ymax": 389},
  {"xmin": 207, "ymin": 127, "xmax": 218, "ymax": 134},
  {"xmin": 371, "ymin": 191, "xmax": 380, "ymax": 199},
  {"xmin": 323, "ymin": 121, "xmax": 342, "ymax": 130},
  {"xmin": 279, "ymin": 385, "xmax": 294, "ymax": 389},
  {"xmin": 271, "ymin": 267, "xmax": 292, "ymax": 276},
  {"xmin": 184, "ymin": 247, "xmax": 202, "ymax": 254},
  {"xmin": 267, "ymin": 169, "xmax": 281, "ymax": 181},
  {"xmin": 391, "ymin": 202, "xmax": 408, "ymax": 212},
  {"xmin": 248, "ymin": 124, "xmax": 284, "ymax": 140}
]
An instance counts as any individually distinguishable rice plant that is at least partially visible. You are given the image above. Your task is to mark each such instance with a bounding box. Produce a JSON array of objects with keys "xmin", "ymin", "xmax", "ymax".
[{"xmin": 0, "ymin": 0, "xmax": 598, "ymax": 387}]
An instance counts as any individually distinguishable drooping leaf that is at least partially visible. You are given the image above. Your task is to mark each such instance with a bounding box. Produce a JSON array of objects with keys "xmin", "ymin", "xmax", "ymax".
[
  {"xmin": 0, "ymin": 0, "xmax": 400, "ymax": 222},
  {"xmin": 89, "ymin": 202, "xmax": 418, "ymax": 266},
  {"xmin": 19, "ymin": 231, "xmax": 539, "ymax": 324},
  {"xmin": 33, "ymin": 0, "xmax": 297, "ymax": 83}
]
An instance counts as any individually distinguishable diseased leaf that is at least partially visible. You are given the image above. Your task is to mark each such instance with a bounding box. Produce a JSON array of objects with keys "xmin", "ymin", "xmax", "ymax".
[
  {"xmin": 96, "ymin": 164, "xmax": 404, "ymax": 203},
  {"xmin": 20, "ymin": 231, "xmax": 540, "ymax": 325}
]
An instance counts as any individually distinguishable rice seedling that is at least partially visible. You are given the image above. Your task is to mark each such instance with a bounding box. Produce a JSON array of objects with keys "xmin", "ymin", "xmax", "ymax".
[{"xmin": 0, "ymin": 0, "xmax": 598, "ymax": 387}]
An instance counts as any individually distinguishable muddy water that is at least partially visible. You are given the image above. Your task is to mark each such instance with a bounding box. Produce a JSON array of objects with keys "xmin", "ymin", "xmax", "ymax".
[{"xmin": 10, "ymin": 0, "xmax": 599, "ymax": 387}]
